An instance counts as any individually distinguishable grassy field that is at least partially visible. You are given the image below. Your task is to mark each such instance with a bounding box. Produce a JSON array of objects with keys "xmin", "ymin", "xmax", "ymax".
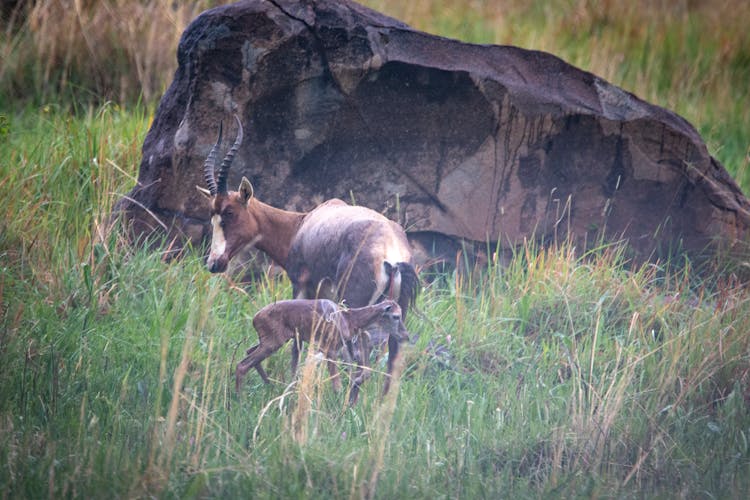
[{"xmin": 2, "ymin": 1, "xmax": 750, "ymax": 497}]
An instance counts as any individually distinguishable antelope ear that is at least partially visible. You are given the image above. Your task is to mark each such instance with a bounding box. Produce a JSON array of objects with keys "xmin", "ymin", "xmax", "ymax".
[
  {"xmin": 196, "ymin": 186, "xmax": 212, "ymax": 199},
  {"xmin": 239, "ymin": 177, "xmax": 254, "ymax": 204}
]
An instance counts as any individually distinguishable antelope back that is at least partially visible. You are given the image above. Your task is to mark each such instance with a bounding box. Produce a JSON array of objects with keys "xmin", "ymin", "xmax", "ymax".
[{"xmin": 288, "ymin": 202, "xmax": 413, "ymax": 305}]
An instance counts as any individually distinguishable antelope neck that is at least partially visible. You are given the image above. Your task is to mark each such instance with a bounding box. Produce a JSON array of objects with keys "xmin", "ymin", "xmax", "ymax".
[{"xmin": 251, "ymin": 199, "xmax": 305, "ymax": 268}]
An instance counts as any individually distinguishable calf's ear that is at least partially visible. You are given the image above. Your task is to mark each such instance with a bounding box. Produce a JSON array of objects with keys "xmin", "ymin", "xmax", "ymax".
[{"xmin": 239, "ymin": 177, "xmax": 254, "ymax": 204}]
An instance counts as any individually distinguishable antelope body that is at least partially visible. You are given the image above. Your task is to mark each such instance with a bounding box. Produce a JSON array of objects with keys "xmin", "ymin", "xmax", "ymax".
[
  {"xmin": 198, "ymin": 117, "xmax": 419, "ymax": 322},
  {"xmin": 236, "ymin": 299, "xmax": 408, "ymax": 403}
]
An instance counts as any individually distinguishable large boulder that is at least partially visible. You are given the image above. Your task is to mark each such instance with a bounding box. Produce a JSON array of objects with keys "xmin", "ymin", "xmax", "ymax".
[{"xmin": 117, "ymin": 0, "xmax": 750, "ymax": 267}]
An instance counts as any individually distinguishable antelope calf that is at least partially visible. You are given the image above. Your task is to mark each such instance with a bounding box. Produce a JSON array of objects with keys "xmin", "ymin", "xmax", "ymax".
[{"xmin": 236, "ymin": 299, "xmax": 409, "ymax": 403}]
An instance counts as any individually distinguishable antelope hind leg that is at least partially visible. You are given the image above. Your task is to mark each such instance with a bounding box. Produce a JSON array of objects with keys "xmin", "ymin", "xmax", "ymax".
[{"xmin": 235, "ymin": 347, "xmax": 271, "ymax": 392}]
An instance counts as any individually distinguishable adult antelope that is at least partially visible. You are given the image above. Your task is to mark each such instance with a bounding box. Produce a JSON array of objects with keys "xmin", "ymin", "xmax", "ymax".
[{"xmin": 197, "ymin": 117, "xmax": 418, "ymax": 367}]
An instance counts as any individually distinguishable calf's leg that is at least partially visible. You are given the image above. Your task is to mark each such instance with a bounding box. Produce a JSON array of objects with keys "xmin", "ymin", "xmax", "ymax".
[{"xmin": 235, "ymin": 336, "xmax": 287, "ymax": 391}]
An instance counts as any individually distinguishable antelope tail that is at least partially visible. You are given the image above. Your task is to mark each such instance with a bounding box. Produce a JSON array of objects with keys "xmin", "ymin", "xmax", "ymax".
[
  {"xmin": 397, "ymin": 262, "xmax": 419, "ymax": 319},
  {"xmin": 383, "ymin": 262, "xmax": 418, "ymax": 319}
]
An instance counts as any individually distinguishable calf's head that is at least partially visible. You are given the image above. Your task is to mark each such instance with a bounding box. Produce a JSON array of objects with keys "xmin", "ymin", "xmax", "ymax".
[
  {"xmin": 364, "ymin": 301, "xmax": 410, "ymax": 343},
  {"xmin": 197, "ymin": 116, "xmax": 258, "ymax": 273}
]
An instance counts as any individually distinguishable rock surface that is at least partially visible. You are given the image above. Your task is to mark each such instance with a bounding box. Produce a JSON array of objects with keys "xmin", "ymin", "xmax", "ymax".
[{"xmin": 117, "ymin": 0, "xmax": 750, "ymax": 265}]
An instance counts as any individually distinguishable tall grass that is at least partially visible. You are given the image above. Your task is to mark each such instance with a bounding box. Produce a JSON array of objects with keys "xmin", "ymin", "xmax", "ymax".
[
  {"xmin": 2, "ymin": 0, "xmax": 750, "ymax": 497},
  {"xmin": 0, "ymin": 0, "xmax": 222, "ymax": 105}
]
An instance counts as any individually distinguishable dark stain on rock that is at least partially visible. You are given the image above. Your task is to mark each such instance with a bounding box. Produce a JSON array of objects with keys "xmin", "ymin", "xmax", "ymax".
[
  {"xmin": 520, "ymin": 193, "xmax": 537, "ymax": 234},
  {"xmin": 518, "ymin": 154, "xmax": 541, "ymax": 189}
]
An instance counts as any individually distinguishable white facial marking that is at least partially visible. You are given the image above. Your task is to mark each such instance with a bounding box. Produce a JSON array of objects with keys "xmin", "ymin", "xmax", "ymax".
[{"xmin": 209, "ymin": 214, "xmax": 227, "ymax": 261}]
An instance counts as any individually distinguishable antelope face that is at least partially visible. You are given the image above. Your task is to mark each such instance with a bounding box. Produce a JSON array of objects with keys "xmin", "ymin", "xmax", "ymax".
[
  {"xmin": 206, "ymin": 182, "xmax": 257, "ymax": 273},
  {"xmin": 196, "ymin": 115, "xmax": 250, "ymax": 273},
  {"xmin": 369, "ymin": 301, "xmax": 410, "ymax": 343}
]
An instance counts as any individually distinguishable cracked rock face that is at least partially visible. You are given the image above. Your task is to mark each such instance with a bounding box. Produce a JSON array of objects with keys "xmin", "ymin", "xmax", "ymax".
[{"xmin": 117, "ymin": 0, "xmax": 750, "ymax": 263}]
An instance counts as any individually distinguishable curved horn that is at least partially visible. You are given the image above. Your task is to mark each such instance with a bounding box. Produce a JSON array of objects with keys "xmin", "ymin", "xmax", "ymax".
[
  {"xmin": 216, "ymin": 115, "xmax": 243, "ymax": 195},
  {"xmin": 203, "ymin": 121, "xmax": 223, "ymax": 196}
]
